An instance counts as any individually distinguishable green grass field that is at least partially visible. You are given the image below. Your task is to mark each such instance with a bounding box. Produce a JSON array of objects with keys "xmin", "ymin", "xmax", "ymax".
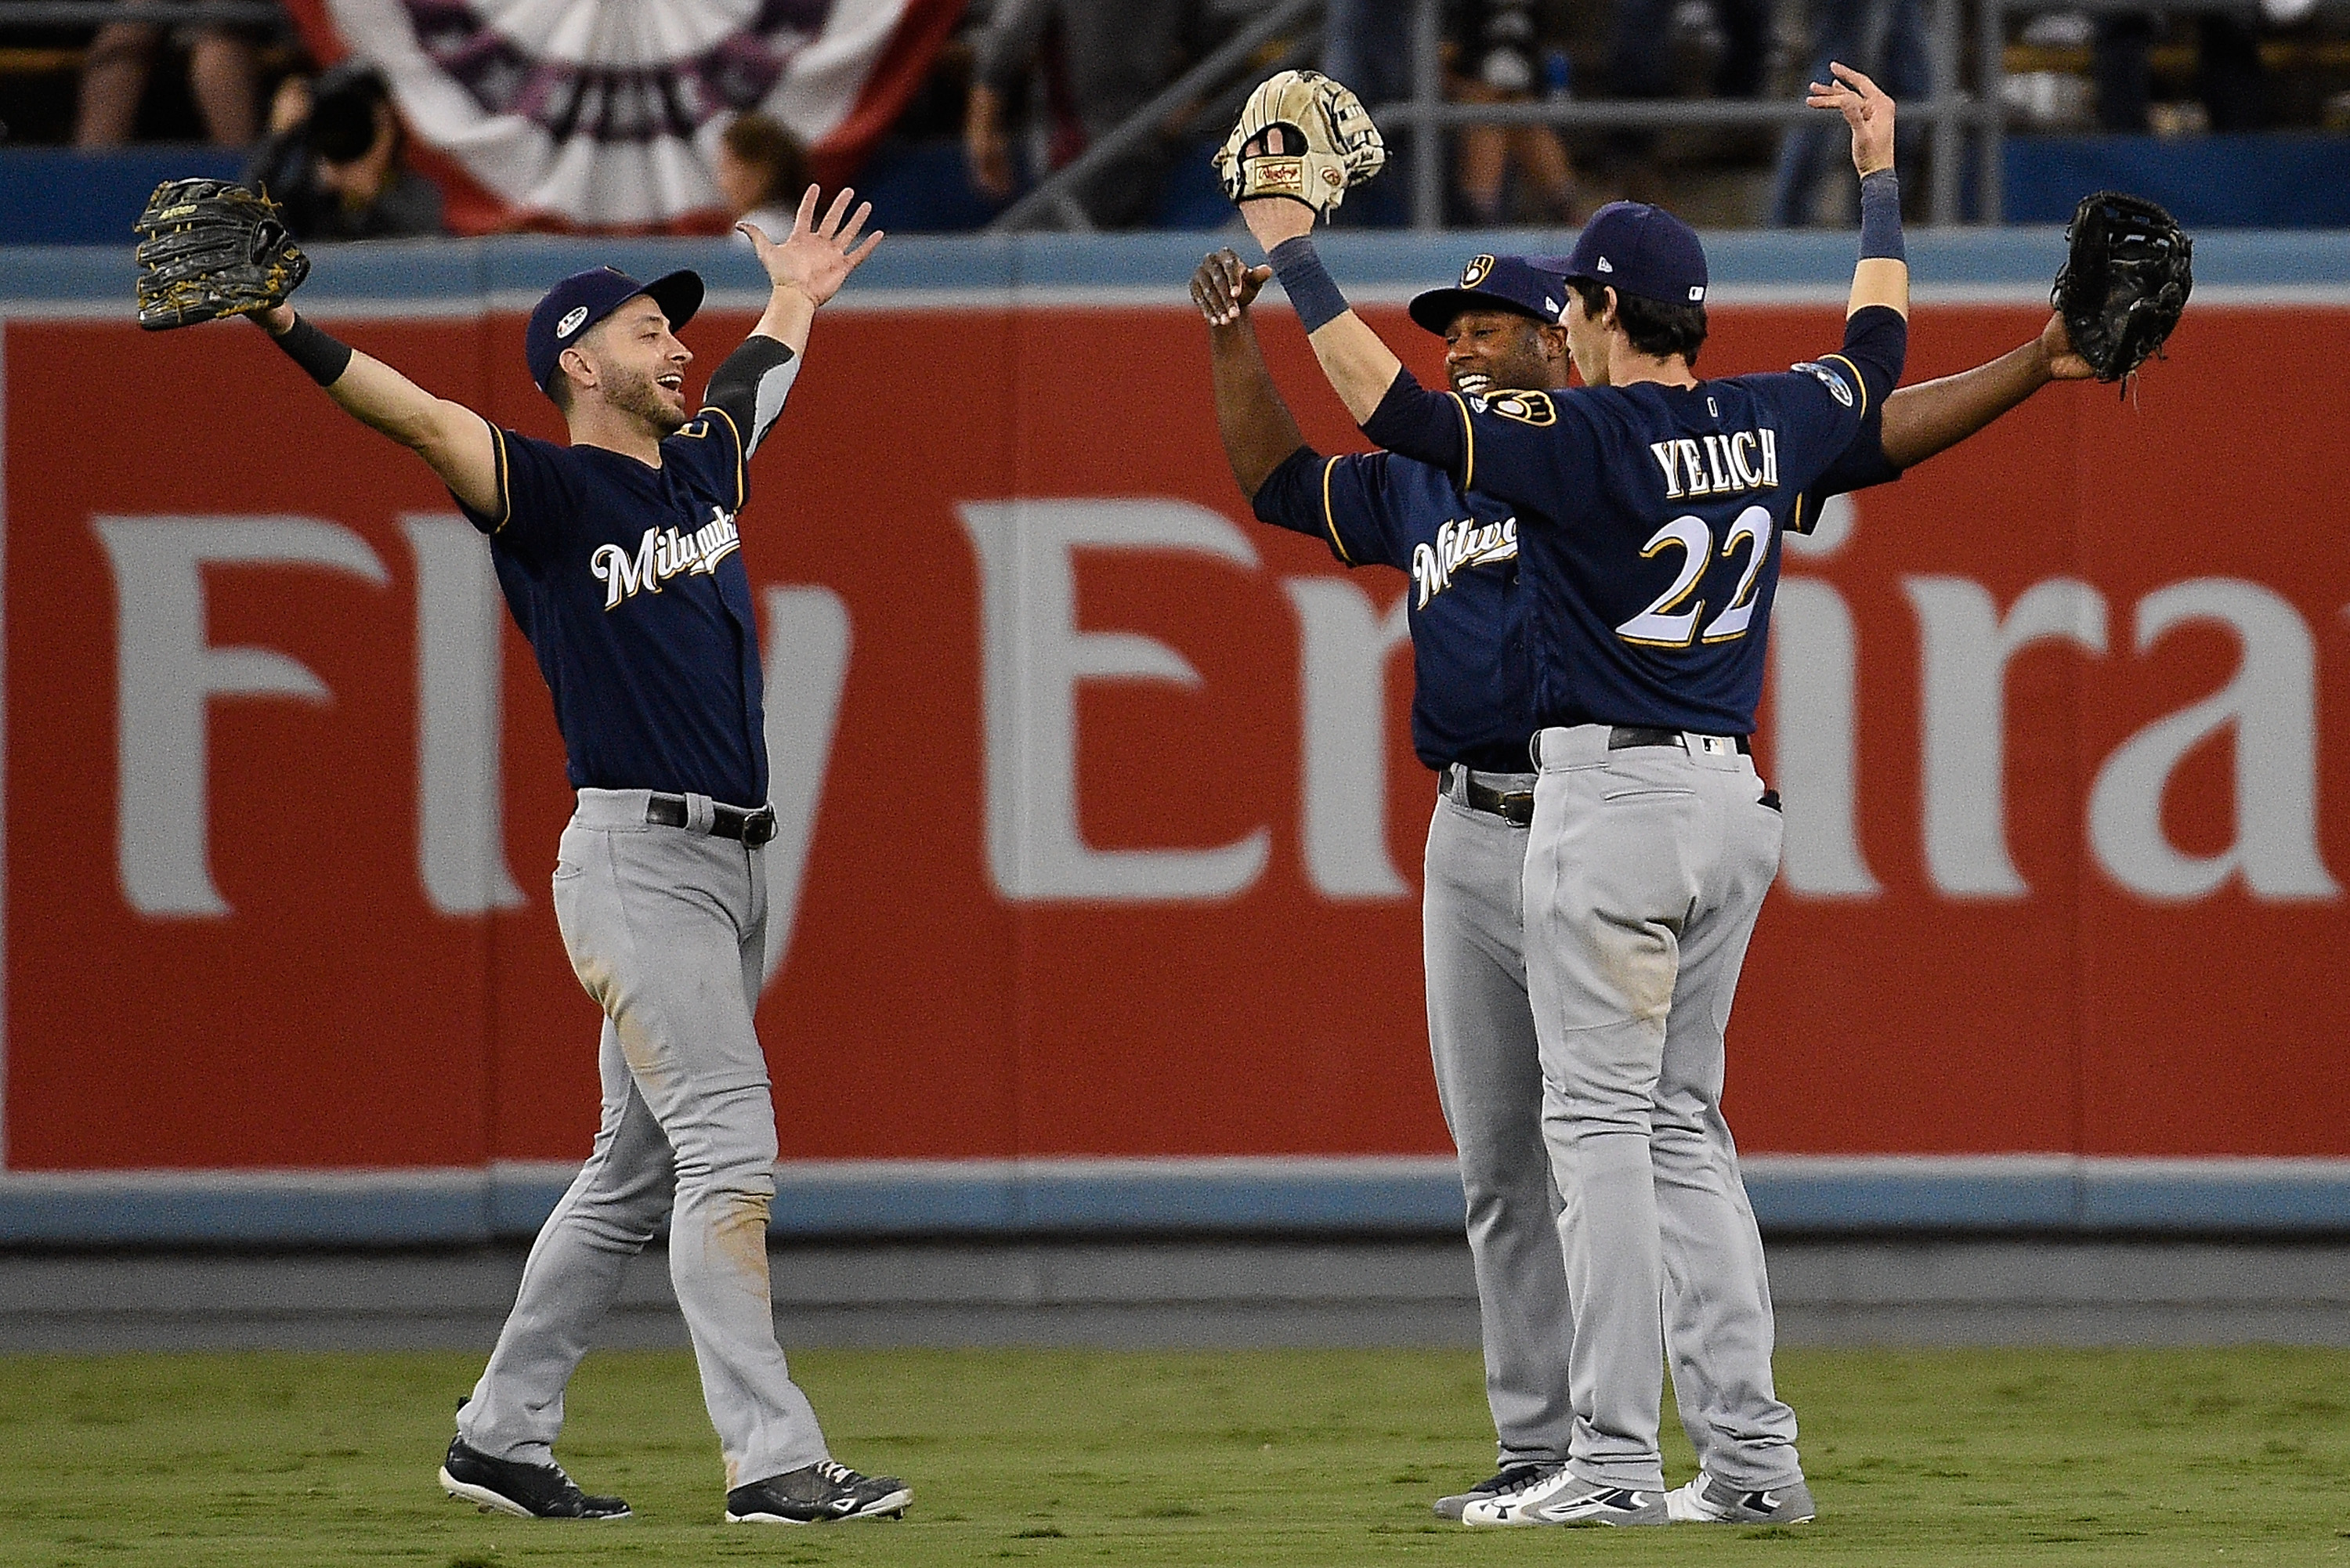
[{"xmin": 3, "ymin": 1346, "xmax": 2348, "ymax": 1566}]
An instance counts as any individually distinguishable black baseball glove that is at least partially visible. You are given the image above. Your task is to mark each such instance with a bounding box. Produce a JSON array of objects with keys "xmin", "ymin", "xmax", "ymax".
[
  {"xmin": 133, "ymin": 179, "xmax": 309, "ymax": 331},
  {"xmin": 2051, "ymin": 190, "xmax": 2191, "ymax": 385}
]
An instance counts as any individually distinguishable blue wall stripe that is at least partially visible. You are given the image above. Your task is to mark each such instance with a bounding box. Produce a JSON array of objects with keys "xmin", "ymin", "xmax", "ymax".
[
  {"xmin": 8, "ymin": 228, "xmax": 2348, "ymax": 311},
  {"xmin": 8, "ymin": 1159, "xmax": 2350, "ymax": 1245}
]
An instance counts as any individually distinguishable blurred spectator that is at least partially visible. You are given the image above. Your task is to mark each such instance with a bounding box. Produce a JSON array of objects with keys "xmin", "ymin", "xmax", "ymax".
[
  {"xmin": 964, "ymin": 0, "xmax": 1201, "ymax": 227},
  {"xmin": 74, "ymin": 0, "xmax": 266, "ymax": 146},
  {"xmin": 2095, "ymin": 13, "xmax": 2269, "ymax": 131},
  {"xmin": 241, "ymin": 63, "xmax": 442, "ymax": 240},
  {"xmin": 1449, "ymin": 0, "xmax": 1581, "ymax": 226},
  {"xmin": 712, "ymin": 113, "xmax": 812, "ymax": 237},
  {"xmin": 1771, "ymin": 0, "xmax": 1932, "ymax": 226},
  {"xmin": 1601, "ymin": 0, "xmax": 1770, "ymax": 190}
]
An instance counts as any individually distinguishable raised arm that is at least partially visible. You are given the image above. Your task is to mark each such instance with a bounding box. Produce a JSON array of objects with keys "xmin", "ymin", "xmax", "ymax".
[
  {"xmin": 1809, "ymin": 63, "xmax": 1908, "ymax": 322},
  {"xmin": 1878, "ymin": 314, "xmax": 2091, "ymax": 469},
  {"xmin": 1191, "ymin": 249, "xmax": 1311, "ymax": 498},
  {"xmin": 252, "ymin": 302, "xmax": 500, "ymax": 516},
  {"xmin": 716, "ymin": 186, "xmax": 883, "ymax": 459},
  {"xmin": 1238, "ymin": 199, "xmax": 1405, "ymax": 425},
  {"xmin": 736, "ymin": 184, "xmax": 883, "ymax": 356}
]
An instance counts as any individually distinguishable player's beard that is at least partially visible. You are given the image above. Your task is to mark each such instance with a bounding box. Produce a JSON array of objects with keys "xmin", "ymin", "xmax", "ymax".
[{"xmin": 606, "ymin": 364, "xmax": 689, "ymax": 436}]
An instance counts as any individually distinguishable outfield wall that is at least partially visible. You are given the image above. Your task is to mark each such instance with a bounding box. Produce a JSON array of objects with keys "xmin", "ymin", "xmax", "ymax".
[{"xmin": 6, "ymin": 229, "xmax": 2350, "ymax": 1244}]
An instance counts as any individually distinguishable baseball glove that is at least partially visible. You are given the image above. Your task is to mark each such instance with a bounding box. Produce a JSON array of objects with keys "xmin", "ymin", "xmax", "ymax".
[
  {"xmin": 1213, "ymin": 69, "xmax": 1386, "ymax": 218},
  {"xmin": 133, "ymin": 179, "xmax": 309, "ymax": 331},
  {"xmin": 2051, "ymin": 190, "xmax": 2191, "ymax": 385}
]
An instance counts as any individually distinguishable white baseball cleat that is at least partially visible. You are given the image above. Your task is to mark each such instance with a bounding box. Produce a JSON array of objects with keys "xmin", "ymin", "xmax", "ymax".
[
  {"xmin": 1665, "ymin": 1469, "xmax": 1817, "ymax": 1523},
  {"xmin": 1459, "ymin": 1468, "xmax": 1668, "ymax": 1526}
]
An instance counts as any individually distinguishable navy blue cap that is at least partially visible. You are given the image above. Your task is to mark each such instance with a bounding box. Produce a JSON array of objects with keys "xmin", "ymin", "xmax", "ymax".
[
  {"xmin": 1550, "ymin": 201, "xmax": 1708, "ymax": 307},
  {"xmin": 526, "ymin": 266, "xmax": 705, "ymax": 392},
  {"xmin": 1408, "ymin": 254, "xmax": 1570, "ymax": 334}
]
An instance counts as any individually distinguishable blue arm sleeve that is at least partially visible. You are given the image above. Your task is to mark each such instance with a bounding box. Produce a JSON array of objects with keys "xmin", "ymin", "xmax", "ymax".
[
  {"xmin": 1359, "ymin": 368, "xmax": 1470, "ymax": 478},
  {"xmin": 1835, "ymin": 305, "xmax": 1908, "ymax": 419}
]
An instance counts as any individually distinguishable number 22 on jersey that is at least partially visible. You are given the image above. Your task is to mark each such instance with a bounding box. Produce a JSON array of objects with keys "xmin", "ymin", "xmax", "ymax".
[{"xmin": 1615, "ymin": 504, "xmax": 1773, "ymax": 648}]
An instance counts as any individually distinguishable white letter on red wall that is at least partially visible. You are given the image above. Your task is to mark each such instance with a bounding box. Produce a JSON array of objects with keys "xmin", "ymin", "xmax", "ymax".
[
  {"xmin": 400, "ymin": 515, "xmax": 524, "ymax": 916},
  {"xmin": 1906, "ymin": 576, "xmax": 2106, "ymax": 898},
  {"xmin": 95, "ymin": 515, "xmax": 389, "ymax": 917},
  {"xmin": 759, "ymin": 585, "xmax": 851, "ymax": 985},
  {"xmin": 958, "ymin": 500, "xmax": 1268, "ymax": 901},
  {"xmin": 1282, "ymin": 578, "xmax": 1411, "ymax": 899},
  {"xmin": 1773, "ymin": 497, "xmax": 1877, "ymax": 896},
  {"xmin": 2088, "ymin": 579, "xmax": 2338, "ymax": 901}
]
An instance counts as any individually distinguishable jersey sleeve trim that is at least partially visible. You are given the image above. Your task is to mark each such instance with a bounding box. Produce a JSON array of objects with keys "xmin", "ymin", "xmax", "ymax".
[
  {"xmin": 477, "ymin": 424, "xmax": 513, "ymax": 533},
  {"xmin": 1318, "ymin": 457, "xmax": 1354, "ymax": 565},
  {"xmin": 701, "ymin": 405, "xmax": 747, "ymax": 508},
  {"xmin": 1820, "ymin": 352, "xmax": 1870, "ymax": 419},
  {"xmin": 1448, "ymin": 390, "xmax": 1476, "ymax": 493}
]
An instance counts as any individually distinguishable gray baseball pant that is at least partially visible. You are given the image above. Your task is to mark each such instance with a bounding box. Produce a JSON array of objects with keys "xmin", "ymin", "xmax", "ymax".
[
  {"xmin": 1423, "ymin": 774, "xmax": 1574, "ymax": 1469},
  {"xmin": 457, "ymin": 788, "xmax": 830, "ymax": 1491},
  {"xmin": 1523, "ymin": 725, "xmax": 1802, "ymax": 1495}
]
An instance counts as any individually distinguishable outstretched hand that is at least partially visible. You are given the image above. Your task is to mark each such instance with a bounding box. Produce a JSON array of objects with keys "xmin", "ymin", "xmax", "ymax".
[
  {"xmin": 2040, "ymin": 312, "xmax": 2093, "ymax": 380},
  {"xmin": 1192, "ymin": 248, "xmax": 1270, "ymax": 327},
  {"xmin": 1807, "ymin": 61, "xmax": 1896, "ymax": 177},
  {"xmin": 740, "ymin": 185, "xmax": 884, "ymax": 307}
]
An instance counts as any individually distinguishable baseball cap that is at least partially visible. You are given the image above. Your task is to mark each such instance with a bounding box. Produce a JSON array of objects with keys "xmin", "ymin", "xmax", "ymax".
[
  {"xmin": 1549, "ymin": 201, "xmax": 1708, "ymax": 307},
  {"xmin": 1408, "ymin": 254, "xmax": 1569, "ymax": 334},
  {"xmin": 525, "ymin": 266, "xmax": 705, "ymax": 392}
]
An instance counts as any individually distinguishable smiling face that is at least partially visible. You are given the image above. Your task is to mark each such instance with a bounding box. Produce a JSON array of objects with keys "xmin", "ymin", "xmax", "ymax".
[
  {"xmin": 1443, "ymin": 307, "xmax": 1569, "ymax": 397},
  {"xmin": 559, "ymin": 295, "xmax": 692, "ymax": 434}
]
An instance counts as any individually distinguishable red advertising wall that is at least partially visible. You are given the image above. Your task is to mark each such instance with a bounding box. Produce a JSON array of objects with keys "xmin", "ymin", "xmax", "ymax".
[{"xmin": 9, "ymin": 297, "xmax": 2347, "ymax": 1173}]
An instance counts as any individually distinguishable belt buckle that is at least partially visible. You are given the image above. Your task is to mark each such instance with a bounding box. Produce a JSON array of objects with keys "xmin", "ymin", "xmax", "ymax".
[{"xmin": 740, "ymin": 807, "xmax": 779, "ymax": 848}]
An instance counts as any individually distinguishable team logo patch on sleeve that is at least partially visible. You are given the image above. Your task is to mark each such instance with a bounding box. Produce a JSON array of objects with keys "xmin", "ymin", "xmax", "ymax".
[
  {"xmin": 1470, "ymin": 389, "xmax": 1556, "ymax": 426},
  {"xmin": 1791, "ymin": 359, "xmax": 1855, "ymax": 407}
]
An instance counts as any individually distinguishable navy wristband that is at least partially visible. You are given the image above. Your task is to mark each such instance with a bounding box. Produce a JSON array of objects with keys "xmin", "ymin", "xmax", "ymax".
[
  {"xmin": 1858, "ymin": 168, "xmax": 1904, "ymax": 262},
  {"xmin": 1269, "ymin": 237, "xmax": 1350, "ymax": 333},
  {"xmin": 270, "ymin": 312, "xmax": 354, "ymax": 387}
]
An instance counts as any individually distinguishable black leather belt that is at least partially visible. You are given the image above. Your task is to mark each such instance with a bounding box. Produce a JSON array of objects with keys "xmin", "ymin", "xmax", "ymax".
[
  {"xmin": 645, "ymin": 793, "xmax": 779, "ymax": 847},
  {"xmin": 1443, "ymin": 765, "xmax": 1535, "ymax": 827},
  {"xmin": 1609, "ymin": 725, "xmax": 1751, "ymax": 755}
]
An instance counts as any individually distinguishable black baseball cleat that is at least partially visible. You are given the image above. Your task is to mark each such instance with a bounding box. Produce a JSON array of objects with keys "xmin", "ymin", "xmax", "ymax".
[
  {"xmin": 725, "ymin": 1459, "xmax": 913, "ymax": 1523},
  {"xmin": 439, "ymin": 1435, "xmax": 632, "ymax": 1519}
]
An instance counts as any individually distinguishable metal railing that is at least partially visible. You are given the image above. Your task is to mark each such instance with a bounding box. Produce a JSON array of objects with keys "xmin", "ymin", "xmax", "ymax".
[
  {"xmin": 1972, "ymin": 0, "xmax": 2346, "ymax": 225},
  {"xmin": 988, "ymin": 0, "xmax": 1324, "ymax": 232},
  {"xmin": 987, "ymin": 0, "xmax": 1980, "ymax": 230},
  {"xmin": 1382, "ymin": 0, "xmax": 1976, "ymax": 226}
]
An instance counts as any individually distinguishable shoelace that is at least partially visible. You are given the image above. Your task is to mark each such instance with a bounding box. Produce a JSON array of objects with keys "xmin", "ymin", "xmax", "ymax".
[{"xmin": 813, "ymin": 1459, "xmax": 861, "ymax": 1486}]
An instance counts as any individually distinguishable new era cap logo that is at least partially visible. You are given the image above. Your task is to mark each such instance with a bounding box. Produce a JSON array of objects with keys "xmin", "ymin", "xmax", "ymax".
[
  {"xmin": 557, "ymin": 305, "xmax": 590, "ymax": 338},
  {"xmin": 1690, "ymin": 286, "xmax": 1705, "ymax": 301},
  {"xmin": 1595, "ymin": 256, "xmax": 1614, "ymax": 273}
]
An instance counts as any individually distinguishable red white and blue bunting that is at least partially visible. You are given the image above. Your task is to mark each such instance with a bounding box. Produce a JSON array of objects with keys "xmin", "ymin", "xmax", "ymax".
[{"xmin": 281, "ymin": 0, "xmax": 960, "ymax": 233}]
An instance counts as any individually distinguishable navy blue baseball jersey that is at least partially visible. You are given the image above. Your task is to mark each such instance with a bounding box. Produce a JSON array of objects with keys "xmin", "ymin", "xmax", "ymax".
[
  {"xmin": 461, "ymin": 407, "xmax": 768, "ymax": 807},
  {"xmin": 1362, "ymin": 307, "xmax": 1907, "ymax": 735},
  {"xmin": 1254, "ymin": 401, "xmax": 1899, "ymax": 768},
  {"xmin": 1255, "ymin": 446, "xmax": 1533, "ymax": 771}
]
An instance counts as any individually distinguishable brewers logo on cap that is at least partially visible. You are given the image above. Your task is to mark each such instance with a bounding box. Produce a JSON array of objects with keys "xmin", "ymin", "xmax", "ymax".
[{"xmin": 1460, "ymin": 255, "xmax": 1495, "ymax": 287}]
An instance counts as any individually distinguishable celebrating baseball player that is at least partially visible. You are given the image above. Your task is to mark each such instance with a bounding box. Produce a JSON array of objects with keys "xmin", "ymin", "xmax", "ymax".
[
  {"xmin": 141, "ymin": 182, "xmax": 908, "ymax": 1524},
  {"xmin": 1203, "ymin": 65, "xmax": 2154, "ymax": 1526},
  {"xmin": 1217, "ymin": 62, "xmax": 1907, "ymax": 1526},
  {"xmin": 1193, "ymin": 243, "xmax": 2103, "ymax": 1519}
]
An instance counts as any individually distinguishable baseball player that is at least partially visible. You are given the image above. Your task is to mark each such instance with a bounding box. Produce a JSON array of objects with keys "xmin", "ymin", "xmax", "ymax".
[
  {"xmin": 1194, "ymin": 242, "xmax": 2088, "ymax": 1519},
  {"xmin": 1227, "ymin": 63, "xmax": 1907, "ymax": 1524},
  {"xmin": 244, "ymin": 187, "xmax": 909, "ymax": 1525}
]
